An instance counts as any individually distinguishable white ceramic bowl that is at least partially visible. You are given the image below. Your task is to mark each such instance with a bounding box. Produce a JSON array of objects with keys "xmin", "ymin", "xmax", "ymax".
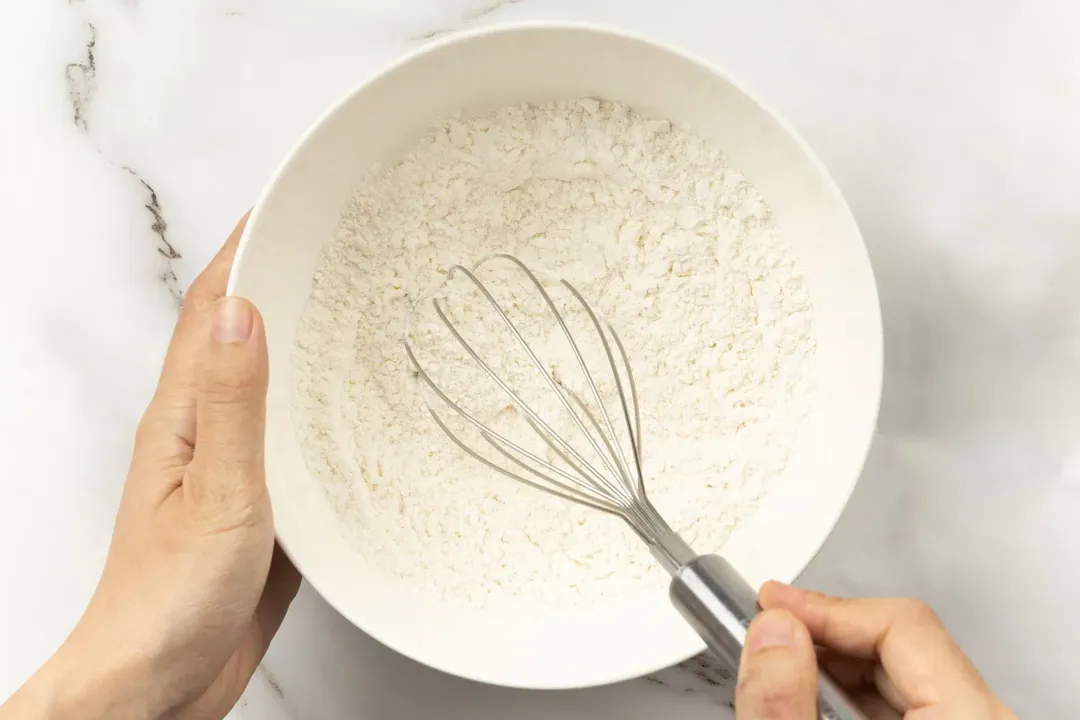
[{"xmin": 228, "ymin": 23, "xmax": 882, "ymax": 689}]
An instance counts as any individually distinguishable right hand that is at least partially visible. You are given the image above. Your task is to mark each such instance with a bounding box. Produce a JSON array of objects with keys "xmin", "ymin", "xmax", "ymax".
[{"xmin": 734, "ymin": 581, "xmax": 1016, "ymax": 719}]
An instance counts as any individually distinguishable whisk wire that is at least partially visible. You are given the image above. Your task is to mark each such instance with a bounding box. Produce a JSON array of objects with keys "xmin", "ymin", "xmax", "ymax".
[
  {"xmin": 404, "ymin": 253, "xmax": 675, "ymax": 541},
  {"xmin": 559, "ymin": 279, "xmax": 646, "ymax": 499},
  {"xmin": 483, "ymin": 254, "xmax": 640, "ymax": 494},
  {"xmin": 406, "ymin": 336, "xmax": 627, "ymax": 514},
  {"xmin": 408, "ymin": 334, "xmax": 640, "ymax": 528},
  {"xmin": 427, "ymin": 407, "xmax": 623, "ymax": 516},
  {"xmin": 428, "ymin": 296, "xmax": 617, "ymax": 496},
  {"xmin": 478, "ymin": 429, "xmax": 615, "ymax": 509},
  {"xmin": 605, "ymin": 323, "xmax": 645, "ymax": 495},
  {"xmin": 437, "ymin": 260, "xmax": 636, "ymax": 505},
  {"xmin": 554, "ymin": 384, "xmax": 630, "ymax": 488},
  {"xmin": 520, "ymin": 415, "xmax": 617, "ymax": 501}
]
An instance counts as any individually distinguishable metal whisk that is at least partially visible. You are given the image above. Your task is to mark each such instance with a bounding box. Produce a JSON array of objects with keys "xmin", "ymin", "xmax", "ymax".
[{"xmin": 404, "ymin": 254, "xmax": 864, "ymax": 720}]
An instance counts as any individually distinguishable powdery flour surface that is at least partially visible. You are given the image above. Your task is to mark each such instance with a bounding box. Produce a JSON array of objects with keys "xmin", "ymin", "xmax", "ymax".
[{"xmin": 292, "ymin": 99, "xmax": 816, "ymax": 609}]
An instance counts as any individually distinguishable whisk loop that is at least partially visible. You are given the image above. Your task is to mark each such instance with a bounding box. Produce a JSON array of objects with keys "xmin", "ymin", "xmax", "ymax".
[{"xmin": 403, "ymin": 253, "xmax": 669, "ymax": 542}]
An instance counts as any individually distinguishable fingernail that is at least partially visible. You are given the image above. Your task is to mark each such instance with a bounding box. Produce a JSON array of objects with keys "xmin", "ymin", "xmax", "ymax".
[
  {"xmin": 212, "ymin": 297, "xmax": 254, "ymax": 343},
  {"xmin": 747, "ymin": 610, "xmax": 794, "ymax": 651}
]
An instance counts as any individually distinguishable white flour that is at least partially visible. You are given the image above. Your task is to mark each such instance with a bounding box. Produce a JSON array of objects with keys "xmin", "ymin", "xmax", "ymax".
[{"xmin": 292, "ymin": 99, "xmax": 816, "ymax": 609}]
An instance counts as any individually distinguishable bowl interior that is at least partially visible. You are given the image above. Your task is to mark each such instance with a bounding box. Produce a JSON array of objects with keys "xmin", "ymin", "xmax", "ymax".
[{"xmin": 229, "ymin": 24, "xmax": 881, "ymax": 689}]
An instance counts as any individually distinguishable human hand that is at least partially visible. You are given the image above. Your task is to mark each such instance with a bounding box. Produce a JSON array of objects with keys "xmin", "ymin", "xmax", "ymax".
[
  {"xmin": 734, "ymin": 582, "xmax": 1016, "ymax": 719},
  {"xmin": 4, "ymin": 215, "xmax": 301, "ymax": 719}
]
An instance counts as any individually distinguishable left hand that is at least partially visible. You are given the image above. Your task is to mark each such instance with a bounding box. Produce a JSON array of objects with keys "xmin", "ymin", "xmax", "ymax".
[{"xmin": 4, "ymin": 215, "xmax": 301, "ymax": 719}]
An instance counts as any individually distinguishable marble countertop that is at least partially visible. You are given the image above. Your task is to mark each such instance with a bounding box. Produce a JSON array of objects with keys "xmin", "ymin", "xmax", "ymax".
[{"xmin": 2, "ymin": 0, "xmax": 1078, "ymax": 717}]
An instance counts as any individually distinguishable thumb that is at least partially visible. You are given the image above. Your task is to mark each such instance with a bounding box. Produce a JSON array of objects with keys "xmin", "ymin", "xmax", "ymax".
[
  {"xmin": 186, "ymin": 296, "xmax": 269, "ymax": 515},
  {"xmin": 736, "ymin": 609, "xmax": 818, "ymax": 720}
]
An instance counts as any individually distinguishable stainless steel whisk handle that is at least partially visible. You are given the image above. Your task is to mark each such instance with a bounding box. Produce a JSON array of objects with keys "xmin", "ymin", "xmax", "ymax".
[{"xmin": 655, "ymin": 539, "xmax": 867, "ymax": 720}]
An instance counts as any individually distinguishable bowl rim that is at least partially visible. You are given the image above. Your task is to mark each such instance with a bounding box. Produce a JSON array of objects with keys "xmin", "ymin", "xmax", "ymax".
[{"xmin": 229, "ymin": 20, "xmax": 883, "ymax": 689}]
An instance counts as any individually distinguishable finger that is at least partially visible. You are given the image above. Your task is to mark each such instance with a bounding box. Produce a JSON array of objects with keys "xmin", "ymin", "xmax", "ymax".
[
  {"xmin": 736, "ymin": 609, "xmax": 818, "ymax": 719},
  {"xmin": 759, "ymin": 582, "xmax": 987, "ymax": 710},
  {"xmin": 814, "ymin": 650, "xmax": 905, "ymax": 719},
  {"xmin": 184, "ymin": 296, "xmax": 268, "ymax": 520},
  {"xmin": 853, "ymin": 692, "xmax": 903, "ymax": 720},
  {"xmin": 815, "ymin": 649, "xmax": 874, "ymax": 690},
  {"xmin": 873, "ymin": 664, "xmax": 909, "ymax": 713},
  {"xmin": 145, "ymin": 212, "xmax": 251, "ymax": 450}
]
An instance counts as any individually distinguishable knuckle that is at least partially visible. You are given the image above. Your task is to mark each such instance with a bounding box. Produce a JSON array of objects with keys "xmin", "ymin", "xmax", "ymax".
[
  {"xmin": 133, "ymin": 413, "xmax": 157, "ymax": 448},
  {"xmin": 822, "ymin": 596, "xmax": 852, "ymax": 640},
  {"xmin": 173, "ymin": 285, "xmax": 217, "ymax": 337},
  {"xmin": 178, "ymin": 285, "xmax": 200, "ymax": 315},
  {"xmin": 209, "ymin": 369, "xmax": 258, "ymax": 393},
  {"xmin": 181, "ymin": 255, "xmax": 233, "ymax": 316},
  {"xmin": 175, "ymin": 295, "xmax": 200, "ymax": 329},
  {"xmin": 185, "ymin": 461, "xmax": 267, "ymax": 520},
  {"xmin": 899, "ymin": 597, "xmax": 940, "ymax": 624},
  {"xmin": 204, "ymin": 365, "xmax": 263, "ymax": 401},
  {"xmin": 181, "ymin": 276, "xmax": 216, "ymax": 314},
  {"xmin": 133, "ymin": 404, "xmax": 169, "ymax": 449}
]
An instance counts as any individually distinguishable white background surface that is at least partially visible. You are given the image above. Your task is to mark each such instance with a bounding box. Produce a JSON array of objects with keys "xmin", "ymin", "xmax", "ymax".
[{"xmin": 1, "ymin": 1, "xmax": 1078, "ymax": 717}]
